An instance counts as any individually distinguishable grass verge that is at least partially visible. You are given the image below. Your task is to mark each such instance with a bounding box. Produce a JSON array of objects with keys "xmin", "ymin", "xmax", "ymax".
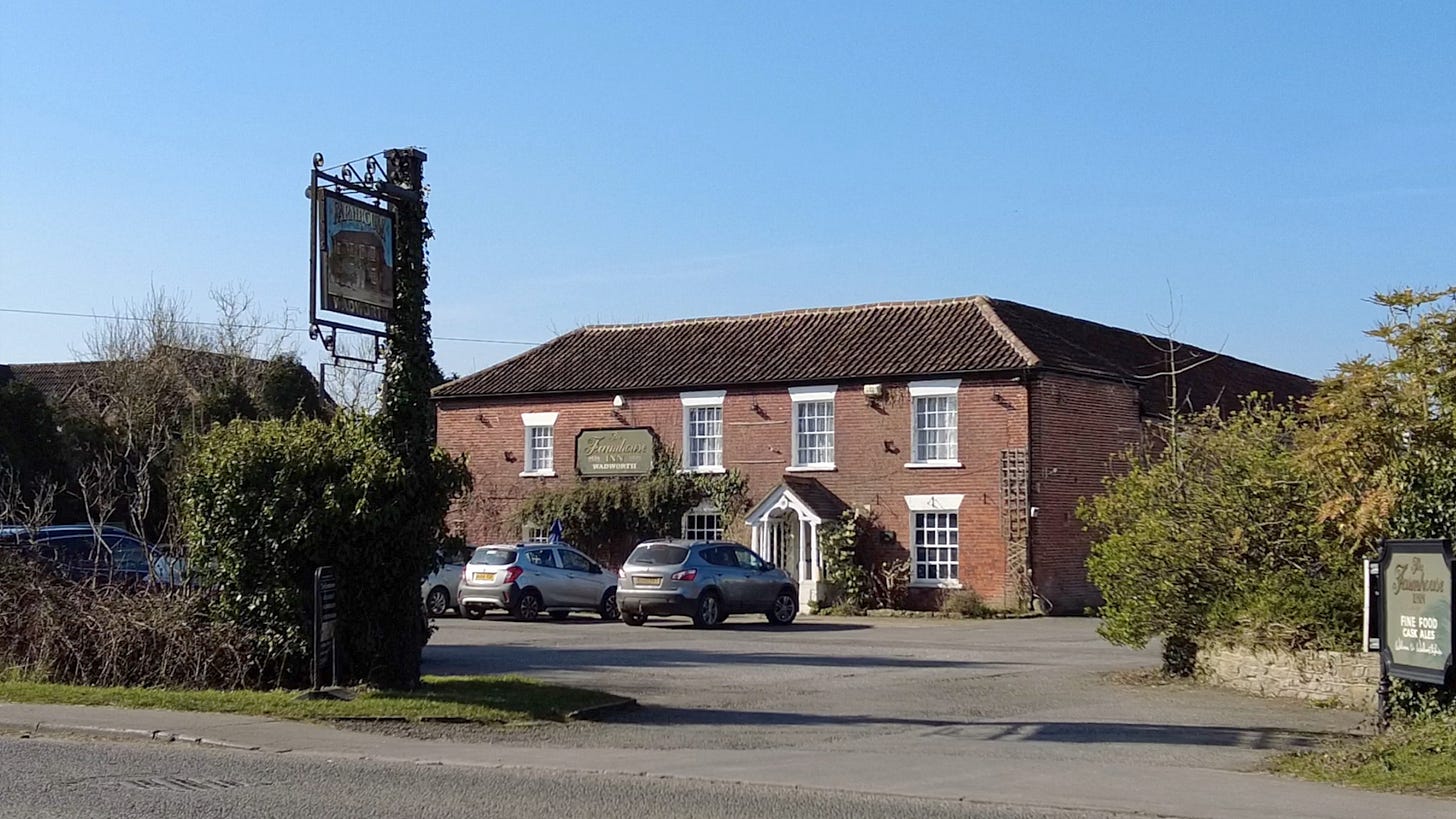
[
  {"xmin": 1270, "ymin": 716, "xmax": 1456, "ymax": 798},
  {"xmin": 0, "ymin": 674, "xmax": 622, "ymax": 724}
]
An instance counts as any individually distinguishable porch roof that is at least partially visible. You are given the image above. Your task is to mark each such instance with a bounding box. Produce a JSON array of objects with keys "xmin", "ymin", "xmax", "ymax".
[{"xmin": 745, "ymin": 476, "xmax": 850, "ymax": 526}]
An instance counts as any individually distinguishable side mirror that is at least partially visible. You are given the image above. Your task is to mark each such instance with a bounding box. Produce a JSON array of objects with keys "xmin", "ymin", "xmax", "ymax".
[
  {"xmin": 589, "ymin": 564, "xmax": 603, "ymax": 574},
  {"xmin": 761, "ymin": 561, "xmax": 775, "ymax": 572}
]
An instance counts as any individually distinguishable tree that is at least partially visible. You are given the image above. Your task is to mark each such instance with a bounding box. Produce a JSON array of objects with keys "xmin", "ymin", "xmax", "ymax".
[
  {"xmin": 68, "ymin": 285, "xmax": 318, "ymax": 541},
  {"xmin": 1299, "ymin": 286, "xmax": 1456, "ymax": 549}
]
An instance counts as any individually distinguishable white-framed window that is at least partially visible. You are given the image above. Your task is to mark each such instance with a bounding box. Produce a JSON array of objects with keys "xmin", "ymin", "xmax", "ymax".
[
  {"xmin": 682, "ymin": 504, "xmax": 723, "ymax": 541},
  {"xmin": 521, "ymin": 412, "xmax": 558, "ymax": 476},
  {"xmin": 908, "ymin": 380, "xmax": 960, "ymax": 467},
  {"xmin": 906, "ymin": 494, "xmax": 963, "ymax": 587},
  {"xmin": 522, "ymin": 522, "xmax": 550, "ymax": 543},
  {"xmin": 681, "ymin": 391, "xmax": 725, "ymax": 472},
  {"xmin": 789, "ymin": 385, "xmax": 835, "ymax": 470}
]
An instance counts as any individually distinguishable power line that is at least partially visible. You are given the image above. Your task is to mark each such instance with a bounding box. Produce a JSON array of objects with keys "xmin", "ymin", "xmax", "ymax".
[{"xmin": 0, "ymin": 307, "xmax": 540, "ymax": 346}]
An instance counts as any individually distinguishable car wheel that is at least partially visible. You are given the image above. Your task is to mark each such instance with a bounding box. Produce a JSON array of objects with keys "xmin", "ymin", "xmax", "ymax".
[
  {"xmin": 425, "ymin": 586, "xmax": 451, "ymax": 617},
  {"xmin": 767, "ymin": 589, "xmax": 798, "ymax": 626},
  {"xmin": 599, "ymin": 589, "xmax": 620, "ymax": 621},
  {"xmin": 549, "ymin": 610, "xmax": 570, "ymax": 621},
  {"xmin": 623, "ymin": 611, "xmax": 647, "ymax": 627},
  {"xmin": 461, "ymin": 604, "xmax": 486, "ymax": 621},
  {"xmin": 514, "ymin": 589, "xmax": 544, "ymax": 621},
  {"xmin": 691, "ymin": 591, "xmax": 723, "ymax": 628}
]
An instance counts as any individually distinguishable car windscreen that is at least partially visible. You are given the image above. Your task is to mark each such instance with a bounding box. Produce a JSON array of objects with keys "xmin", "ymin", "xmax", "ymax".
[
  {"xmin": 470, "ymin": 547, "xmax": 517, "ymax": 566},
  {"xmin": 626, "ymin": 544, "xmax": 689, "ymax": 566}
]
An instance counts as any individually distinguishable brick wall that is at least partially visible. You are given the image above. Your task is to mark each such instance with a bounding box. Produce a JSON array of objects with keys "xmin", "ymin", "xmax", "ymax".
[
  {"xmin": 1027, "ymin": 372, "xmax": 1143, "ymax": 613},
  {"xmin": 435, "ymin": 376, "xmax": 1031, "ymax": 608}
]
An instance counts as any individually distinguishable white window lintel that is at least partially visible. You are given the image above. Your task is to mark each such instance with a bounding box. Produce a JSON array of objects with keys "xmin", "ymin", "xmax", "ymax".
[
  {"xmin": 905, "ymin": 494, "xmax": 965, "ymax": 512},
  {"xmin": 908, "ymin": 379, "xmax": 960, "ymax": 397},
  {"xmin": 680, "ymin": 390, "xmax": 726, "ymax": 408},
  {"xmin": 521, "ymin": 411, "xmax": 559, "ymax": 427},
  {"xmin": 788, "ymin": 385, "xmax": 837, "ymax": 403}
]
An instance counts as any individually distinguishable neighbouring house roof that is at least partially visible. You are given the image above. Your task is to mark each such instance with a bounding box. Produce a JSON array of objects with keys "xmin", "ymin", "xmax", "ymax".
[
  {"xmin": 1, "ymin": 361, "xmax": 109, "ymax": 405},
  {"xmin": 2, "ymin": 352, "xmax": 334, "ymax": 413},
  {"xmin": 433, "ymin": 296, "xmax": 1314, "ymax": 415}
]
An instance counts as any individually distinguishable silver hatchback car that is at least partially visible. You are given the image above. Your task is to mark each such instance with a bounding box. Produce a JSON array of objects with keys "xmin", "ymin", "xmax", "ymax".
[
  {"xmin": 617, "ymin": 539, "xmax": 798, "ymax": 628},
  {"xmin": 456, "ymin": 543, "xmax": 619, "ymax": 622}
]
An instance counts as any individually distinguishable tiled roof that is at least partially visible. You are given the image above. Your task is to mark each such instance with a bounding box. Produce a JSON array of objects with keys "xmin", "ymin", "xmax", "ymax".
[
  {"xmin": 3, "ymin": 361, "xmax": 108, "ymax": 404},
  {"xmin": 3, "ymin": 354, "xmax": 334, "ymax": 410},
  {"xmin": 433, "ymin": 296, "xmax": 1314, "ymax": 414},
  {"xmin": 984, "ymin": 299, "xmax": 1314, "ymax": 414},
  {"xmin": 782, "ymin": 476, "xmax": 851, "ymax": 522}
]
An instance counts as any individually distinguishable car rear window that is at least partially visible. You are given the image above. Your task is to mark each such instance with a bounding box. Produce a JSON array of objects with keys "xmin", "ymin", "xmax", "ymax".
[
  {"xmin": 627, "ymin": 544, "xmax": 689, "ymax": 566},
  {"xmin": 470, "ymin": 547, "xmax": 517, "ymax": 566}
]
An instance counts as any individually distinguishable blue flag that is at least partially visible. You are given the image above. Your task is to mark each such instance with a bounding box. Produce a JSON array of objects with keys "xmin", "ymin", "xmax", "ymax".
[{"xmin": 548, "ymin": 519, "xmax": 564, "ymax": 543}]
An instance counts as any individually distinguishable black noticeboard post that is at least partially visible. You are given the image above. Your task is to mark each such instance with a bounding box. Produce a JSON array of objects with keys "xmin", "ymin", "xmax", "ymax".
[
  {"xmin": 1366, "ymin": 539, "xmax": 1453, "ymax": 730},
  {"xmin": 313, "ymin": 566, "xmax": 339, "ymax": 691}
]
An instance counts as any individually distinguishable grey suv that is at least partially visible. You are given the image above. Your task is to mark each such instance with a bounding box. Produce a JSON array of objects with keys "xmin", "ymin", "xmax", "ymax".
[
  {"xmin": 617, "ymin": 539, "xmax": 798, "ymax": 628},
  {"xmin": 456, "ymin": 543, "xmax": 619, "ymax": 622}
]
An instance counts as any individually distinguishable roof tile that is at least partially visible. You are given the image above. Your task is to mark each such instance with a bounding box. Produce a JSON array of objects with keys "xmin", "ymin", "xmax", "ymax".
[{"xmin": 434, "ymin": 296, "xmax": 1313, "ymax": 413}]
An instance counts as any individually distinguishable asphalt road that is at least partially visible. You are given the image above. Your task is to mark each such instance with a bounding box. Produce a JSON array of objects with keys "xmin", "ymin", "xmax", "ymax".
[
  {"xmin": 3, "ymin": 615, "xmax": 1413, "ymax": 819},
  {"xmin": 1, "ymin": 735, "xmax": 1130, "ymax": 819},
  {"xmin": 422, "ymin": 614, "xmax": 1364, "ymax": 771}
]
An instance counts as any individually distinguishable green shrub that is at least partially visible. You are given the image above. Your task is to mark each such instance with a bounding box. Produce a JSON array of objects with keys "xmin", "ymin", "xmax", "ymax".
[
  {"xmin": 1083, "ymin": 400, "xmax": 1348, "ymax": 673},
  {"xmin": 178, "ymin": 414, "xmax": 468, "ymax": 689},
  {"xmin": 819, "ymin": 509, "xmax": 873, "ymax": 609}
]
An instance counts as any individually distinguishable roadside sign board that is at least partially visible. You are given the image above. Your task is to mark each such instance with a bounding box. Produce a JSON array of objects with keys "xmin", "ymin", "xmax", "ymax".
[
  {"xmin": 1375, "ymin": 539, "xmax": 1453, "ymax": 686},
  {"xmin": 313, "ymin": 565, "xmax": 339, "ymax": 690},
  {"xmin": 575, "ymin": 428, "xmax": 655, "ymax": 477},
  {"xmin": 317, "ymin": 188, "xmax": 395, "ymax": 324}
]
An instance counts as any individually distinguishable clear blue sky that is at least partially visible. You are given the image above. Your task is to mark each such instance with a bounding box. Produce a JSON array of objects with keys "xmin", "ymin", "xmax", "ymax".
[{"xmin": 2, "ymin": 2, "xmax": 1452, "ymax": 381}]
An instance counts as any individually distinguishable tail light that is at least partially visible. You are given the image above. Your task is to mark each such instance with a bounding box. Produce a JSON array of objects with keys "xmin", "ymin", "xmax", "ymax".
[
  {"xmin": 670, "ymin": 568, "xmax": 697, "ymax": 581},
  {"xmin": 617, "ymin": 567, "xmax": 626, "ymax": 578},
  {"xmin": 503, "ymin": 566, "xmax": 524, "ymax": 584}
]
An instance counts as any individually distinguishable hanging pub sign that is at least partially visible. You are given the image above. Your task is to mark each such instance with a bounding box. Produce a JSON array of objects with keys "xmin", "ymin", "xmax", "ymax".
[
  {"xmin": 576, "ymin": 428, "xmax": 655, "ymax": 477},
  {"xmin": 1371, "ymin": 539, "xmax": 1453, "ymax": 686},
  {"xmin": 317, "ymin": 188, "xmax": 395, "ymax": 324}
]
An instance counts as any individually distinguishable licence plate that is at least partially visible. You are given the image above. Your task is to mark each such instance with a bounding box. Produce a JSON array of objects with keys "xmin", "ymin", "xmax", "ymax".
[
  {"xmin": 473, "ymin": 572, "xmax": 495, "ymax": 582},
  {"xmin": 635, "ymin": 576, "xmax": 662, "ymax": 589}
]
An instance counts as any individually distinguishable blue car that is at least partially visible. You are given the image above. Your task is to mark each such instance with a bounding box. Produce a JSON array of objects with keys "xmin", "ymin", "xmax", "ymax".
[{"xmin": 0, "ymin": 524, "xmax": 183, "ymax": 587}]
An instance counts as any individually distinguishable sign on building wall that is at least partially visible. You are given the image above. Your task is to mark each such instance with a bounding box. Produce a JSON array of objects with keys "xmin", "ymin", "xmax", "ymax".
[
  {"xmin": 576, "ymin": 428, "xmax": 655, "ymax": 477},
  {"xmin": 318, "ymin": 188, "xmax": 395, "ymax": 324},
  {"xmin": 1375, "ymin": 539, "xmax": 1453, "ymax": 686}
]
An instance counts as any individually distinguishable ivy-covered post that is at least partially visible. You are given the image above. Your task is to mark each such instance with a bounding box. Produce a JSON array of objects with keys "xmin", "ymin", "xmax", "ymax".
[
  {"xmin": 380, "ymin": 147, "xmax": 441, "ymax": 460},
  {"xmin": 365, "ymin": 147, "xmax": 451, "ymax": 690}
]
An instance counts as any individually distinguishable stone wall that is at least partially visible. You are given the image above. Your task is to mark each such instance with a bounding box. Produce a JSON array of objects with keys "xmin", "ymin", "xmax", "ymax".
[{"xmin": 1197, "ymin": 643, "xmax": 1379, "ymax": 709}]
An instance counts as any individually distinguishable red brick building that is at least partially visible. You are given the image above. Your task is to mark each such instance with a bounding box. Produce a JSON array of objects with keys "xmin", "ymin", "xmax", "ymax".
[{"xmin": 432, "ymin": 296, "xmax": 1311, "ymax": 613}]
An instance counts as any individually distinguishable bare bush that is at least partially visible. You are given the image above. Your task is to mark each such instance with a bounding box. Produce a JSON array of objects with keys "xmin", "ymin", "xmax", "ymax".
[
  {"xmin": 0, "ymin": 551, "xmax": 286, "ymax": 689},
  {"xmin": 939, "ymin": 589, "xmax": 991, "ymax": 618}
]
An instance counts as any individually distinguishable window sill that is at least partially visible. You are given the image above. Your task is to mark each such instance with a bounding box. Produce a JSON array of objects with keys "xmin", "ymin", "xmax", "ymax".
[
  {"xmin": 904, "ymin": 461, "xmax": 962, "ymax": 470},
  {"xmin": 682, "ymin": 466, "xmax": 727, "ymax": 475},
  {"xmin": 785, "ymin": 465, "xmax": 836, "ymax": 473},
  {"xmin": 519, "ymin": 470, "xmax": 557, "ymax": 478},
  {"xmin": 909, "ymin": 580, "xmax": 963, "ymax": 590}
]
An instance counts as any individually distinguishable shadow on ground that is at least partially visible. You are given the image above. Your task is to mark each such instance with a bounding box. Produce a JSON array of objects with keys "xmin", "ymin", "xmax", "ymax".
[
  {"xmin": 425, "ymin": 643, "xmax": 1018, "ymax": 675},
  {"xmin": 594, "ymin": 706, "xmax": 1338, "ymax": 751},
  {"xmin": 441, "ymin": 614, "xmax": 873, "ymax": 633}
]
